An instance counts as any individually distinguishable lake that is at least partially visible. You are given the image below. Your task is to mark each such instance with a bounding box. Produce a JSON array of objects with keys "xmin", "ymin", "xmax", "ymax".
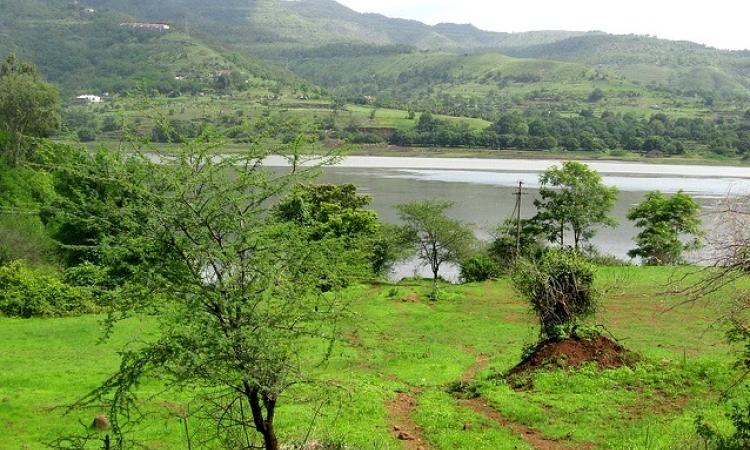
[{"xmin": 267, "ymin": 156, "xmax": 750, "ymax": 280}]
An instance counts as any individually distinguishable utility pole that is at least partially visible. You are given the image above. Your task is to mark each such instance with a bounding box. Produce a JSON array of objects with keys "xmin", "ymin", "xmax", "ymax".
[{"xmin": 511, "ymin": 181, "xmax": 524, "ymax": 256}]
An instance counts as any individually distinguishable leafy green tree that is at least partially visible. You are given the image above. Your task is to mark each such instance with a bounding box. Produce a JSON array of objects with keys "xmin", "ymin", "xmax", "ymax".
[
  {"xmin": 58, "ymin": 141, "xmax": 357, "ymax": 450},
  {"xmin": 534, "ymin": 162, "xmax": 618, "ymax": 251},
  {"xmin": 397, "ymin": 200, "xmax": 476, "ymax": 283},
  {"xmin": 587, "ymin": 88, "xmax": 605, "ymax": 102},
  {"xmin": 0, "ymin": 54, "xmax": 60, "ymax": 166},
  {"xmin": 273, "ymin": 183, "xmax": 401, "ymax": 275},
  {"xmin": 460, "ymin": 255, "xmax": 501, "ymax": 283},
  {"xmin": 627, "ymin": 191, "xmax": 702, "ymax": 265}
]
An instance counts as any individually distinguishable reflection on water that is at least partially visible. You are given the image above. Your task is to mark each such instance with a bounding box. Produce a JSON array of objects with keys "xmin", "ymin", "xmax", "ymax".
[{"xmin": 313, "ymin": 163, "xmax": 750, "ymax": 281}]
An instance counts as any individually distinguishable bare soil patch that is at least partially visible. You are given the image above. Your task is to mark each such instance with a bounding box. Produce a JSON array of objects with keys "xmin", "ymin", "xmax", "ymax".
[
  {"xmin": 509, "ymin": 336, "xmax": 635, "ymax": 376},
  {"xmin": 386, "ymin": 393, "xmax": 428, "ymax": 450}
]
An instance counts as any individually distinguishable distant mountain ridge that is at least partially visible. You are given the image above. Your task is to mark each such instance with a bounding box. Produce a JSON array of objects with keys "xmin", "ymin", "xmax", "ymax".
[
  {"xmin": 75, "ymin": 0, "xmax": 750, "ymax": 99},
  {"xmin": 3, "ymin": 0, "xmax": 750, "ymax": 101}
]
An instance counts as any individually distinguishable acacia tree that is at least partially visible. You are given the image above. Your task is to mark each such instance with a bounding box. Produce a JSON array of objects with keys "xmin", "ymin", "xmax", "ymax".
[
  {"xmin": 397, "ymin": 200, "xmax": 475, "ymax": 284},
  {"xmin": 61, "ymin": 140, "xmax": 361, "ymax": 450},
  {"xmin": 627, "ymin": 191, "xmax": 703, "ymax": 265},
  {"xmin": 534, "ymin": 161, "xmax": 618, "ymax": 251},
  {"xmin": 0, "ymin": 54, "xmax": 60, "ymax": 166}
]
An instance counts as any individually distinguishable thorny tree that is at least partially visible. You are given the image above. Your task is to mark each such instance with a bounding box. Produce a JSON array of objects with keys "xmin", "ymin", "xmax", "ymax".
[
  {"xmin": 397, "ymin": 200, "xmax": 475, "ymax": 287},
  {"xmin": 61, "ymin": 138, "xmax": 361, "ymax": 449},
  {"xmin": 677, "ymin": 195, "xmax": 750, "ymax": 446}
]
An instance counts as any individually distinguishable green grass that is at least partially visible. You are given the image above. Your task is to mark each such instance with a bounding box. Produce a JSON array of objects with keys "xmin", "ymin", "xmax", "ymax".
[{"xmin": 0, "ymin": 267, "xmax": 745, "ymax": 448}]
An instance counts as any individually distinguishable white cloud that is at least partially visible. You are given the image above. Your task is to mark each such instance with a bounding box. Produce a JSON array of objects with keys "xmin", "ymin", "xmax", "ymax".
[{"xmin": 337, "ymin": 0, "xmax": 750, "ymax": 50}]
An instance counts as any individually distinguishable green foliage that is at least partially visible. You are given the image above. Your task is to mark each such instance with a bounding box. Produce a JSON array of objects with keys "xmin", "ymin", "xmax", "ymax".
[
  {"xmin": 274, "ymin": 184, "xmax": 378, "ymax": 239},
  {"xmin": 512, "ymin": 249, "xmax": 599, "ymax": 339},
  {"xmin": 273, "ymin": 183, "xmax": 398, "ymax": 276},
  {"xmin": 0, "ymin": 55, "xmax": 61, "ymax": 166},
  {"xmin": 0, "ymin": 215, "xmax": 54, "ymax": 266},
  {"xmin": 0, "ymin": 157, "xmax": 56, "ymax": 265},
  {"xmin": 697, "ymin": 403, "xmax": 750, "ymax": 450},
  {"xmin": 627, "ymin": 191, "xmax": 703, "ymax": 265},
  {"xmin": 534, "ymin": 162, "xmax": 618, "ymax": 250},
  {"xmin": 460, "ymin": 255, "xmax": 501, "ymax": 283},
  {"xmin": 489, "ymin": 218, "xmax": 546, "ymax": 270},
  {"xmin": 0, "ymin": 157, "xmax": 55, "ymax": 208},
  {"xmin": 0, "ymin": 260, "xmax": 96, "ymax": 318},
  {"xmin": 397, "ymin": 200, "xmax": 476, "ymax": 281},
  {"xmin": 41, "ymin": 145, "xmax": 156, "ymax": 268}
]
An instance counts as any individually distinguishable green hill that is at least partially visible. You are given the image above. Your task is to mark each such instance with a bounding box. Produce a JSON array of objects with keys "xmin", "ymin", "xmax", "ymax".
[
  {"xmin": 77, "ymin": 0, "xmax": 750, "ymax": 102},
  {"xmin": 288, "ymin": 50, "xmax": 708, "ymax": 120},
  {"xmin": 502, "ymin": 34, "xmax": 750, "ymax": 99},
  {"xmin": 0, "ymin": 0, "xmax": 300, "ymax": 97},
  {"xmin": 83, "ymin": 0, "xmax": 594, "ymax": 53}
]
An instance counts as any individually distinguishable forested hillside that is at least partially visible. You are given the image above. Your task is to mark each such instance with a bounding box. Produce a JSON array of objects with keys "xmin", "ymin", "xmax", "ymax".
[{"xmin": 0, "ymin": 0, "xmax": 300, "ymax": 95}]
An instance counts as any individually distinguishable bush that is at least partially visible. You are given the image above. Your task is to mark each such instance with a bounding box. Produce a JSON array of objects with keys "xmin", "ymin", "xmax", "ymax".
[
  {"xmin": 460, "ymin": 255, "xmax": 501, "ymax": 283},
  {"xmin": 0, "ymin": 261, "xmax": 97, "ymax": 318},
  {"xmin": 76, "ymin": 128, "xmax": 97, "ymax": 142},
  {"xmin": 512, "ymin": 250, "xmax": 599, "ymax": 339}
]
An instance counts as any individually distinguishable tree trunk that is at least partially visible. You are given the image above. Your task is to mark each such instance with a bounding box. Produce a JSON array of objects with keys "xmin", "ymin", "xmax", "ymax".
[
  {"xmin": 261, "ymin": 421, "xmax": 279, "ymax": 450},
  {"xmin": 559, "ymin": 223, "xmax": 565, "ymax": 247},
  {"xmin": 8, "ymin": 132, "xmax": 22, "ymax": 167},
  {"xmin": 244, "ymin": 382, "xmax": 280, "ymax": 450}
]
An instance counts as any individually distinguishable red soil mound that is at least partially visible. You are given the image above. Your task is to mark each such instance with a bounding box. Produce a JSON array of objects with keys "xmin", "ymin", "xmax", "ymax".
[{"xmin": 510, "ymin": 336, "xmax": 634, "ymax": 376}]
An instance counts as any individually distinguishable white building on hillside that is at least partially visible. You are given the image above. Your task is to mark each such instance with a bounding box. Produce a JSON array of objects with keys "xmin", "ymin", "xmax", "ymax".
[
  {"xmin": 120, "ymin": 22, "xmax": 171, "ymax": 32},
  {"xmin": 75, "ymin": 95, "xmax": 102, "ymax": 104}
]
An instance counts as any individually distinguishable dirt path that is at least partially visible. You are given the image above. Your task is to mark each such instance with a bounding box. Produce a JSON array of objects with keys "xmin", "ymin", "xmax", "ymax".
[
  {"xmin": 455, "ymin": 352, "xmax": 585, "ymax": 450},
  {"xmin": 460, "ymin": 351, "xmax": 490, "ymax": 384},
  {"xmin": 459, "ymin": 397, "xmax": 578, "ymax": 450},
  {"xmin": 387, "ymin": 393, "xmax": 428, "ymax": 450}
]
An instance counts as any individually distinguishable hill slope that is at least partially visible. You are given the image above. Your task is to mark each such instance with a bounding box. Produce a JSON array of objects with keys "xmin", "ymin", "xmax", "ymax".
[
  {"xmin": 83, "ymin": 0, "xmax": 595, "ymax": 53},
  {"xmin": 77, "ymin": 0, "xmax": 750, "ymax": 100},
  {"xmin": 502, "ymin": 34, "xmax": 750, "ymax": 99},
  {"xmin": 0, "ymin": 0, "xmax": 299, "ymax": 96}
]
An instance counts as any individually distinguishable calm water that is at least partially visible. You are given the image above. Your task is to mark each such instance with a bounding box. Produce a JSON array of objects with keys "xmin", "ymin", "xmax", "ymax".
[{"xmin": 264, "ymin": 157, "xmax": 750, "ymax": 279}]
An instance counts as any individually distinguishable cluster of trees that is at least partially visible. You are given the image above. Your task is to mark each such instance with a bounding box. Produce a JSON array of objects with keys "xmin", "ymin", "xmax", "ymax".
[
  {"xmin": 457, "ymin": 162, "xmax": 703, "ymax": 281},
  {"xmin": 391, "ymin": 110, "xmax": 750, "ymax": 157}
]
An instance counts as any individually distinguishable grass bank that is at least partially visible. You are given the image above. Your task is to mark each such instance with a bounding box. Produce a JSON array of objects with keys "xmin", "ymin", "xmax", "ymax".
[{"xmin": 0, "ymin": 267, "xmax": 744, "ymax": 449}]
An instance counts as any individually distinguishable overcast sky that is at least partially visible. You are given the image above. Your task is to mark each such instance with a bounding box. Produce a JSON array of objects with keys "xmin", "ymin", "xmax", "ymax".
[{"xmin": 336, "ymin": 0, "xmax": 749, "ymax": 51}]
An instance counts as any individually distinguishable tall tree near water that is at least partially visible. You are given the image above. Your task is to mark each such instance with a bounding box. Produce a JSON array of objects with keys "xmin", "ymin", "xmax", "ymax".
[
  {"xmin": 397, "ymin": 200, "xmax": 475, "ymax": 285},
  {"xmin": 534, "ymin": 161, "xmax": 618, "ymax": 251},
  {"xmin": 627, "ymin": 191, "xmax": 702, "ymax": 265}
]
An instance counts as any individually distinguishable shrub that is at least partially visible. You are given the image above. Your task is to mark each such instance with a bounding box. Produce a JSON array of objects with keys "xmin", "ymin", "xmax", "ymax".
[
  {"xmin": 460, "ymin": 255, "xmax": 501, "ymax": 283},
  {"xmin": 76, "ymin": 128, "xmax": 97, "ymax": 142},
  {"xmin": 697, "ymin": 402, "xmax": 750, "ymax": 449},
  {"xmin": 512, "ymin": 250, "xmax": 598, "ymax": 339},
  {"xmin": 0, "ymin": 261, "xmax": 97, "ymax": 318}
]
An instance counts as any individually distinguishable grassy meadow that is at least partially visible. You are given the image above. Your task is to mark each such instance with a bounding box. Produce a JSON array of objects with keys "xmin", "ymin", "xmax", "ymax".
[{"xmin": 1, "ymin": 266, "xmax": 745, "ymax": 449}]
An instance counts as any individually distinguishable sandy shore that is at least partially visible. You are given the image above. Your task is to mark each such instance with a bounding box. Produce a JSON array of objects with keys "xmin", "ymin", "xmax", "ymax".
[{"xmin": 263, "ymin": 155, "xmax": 750, "ymax": 178}]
